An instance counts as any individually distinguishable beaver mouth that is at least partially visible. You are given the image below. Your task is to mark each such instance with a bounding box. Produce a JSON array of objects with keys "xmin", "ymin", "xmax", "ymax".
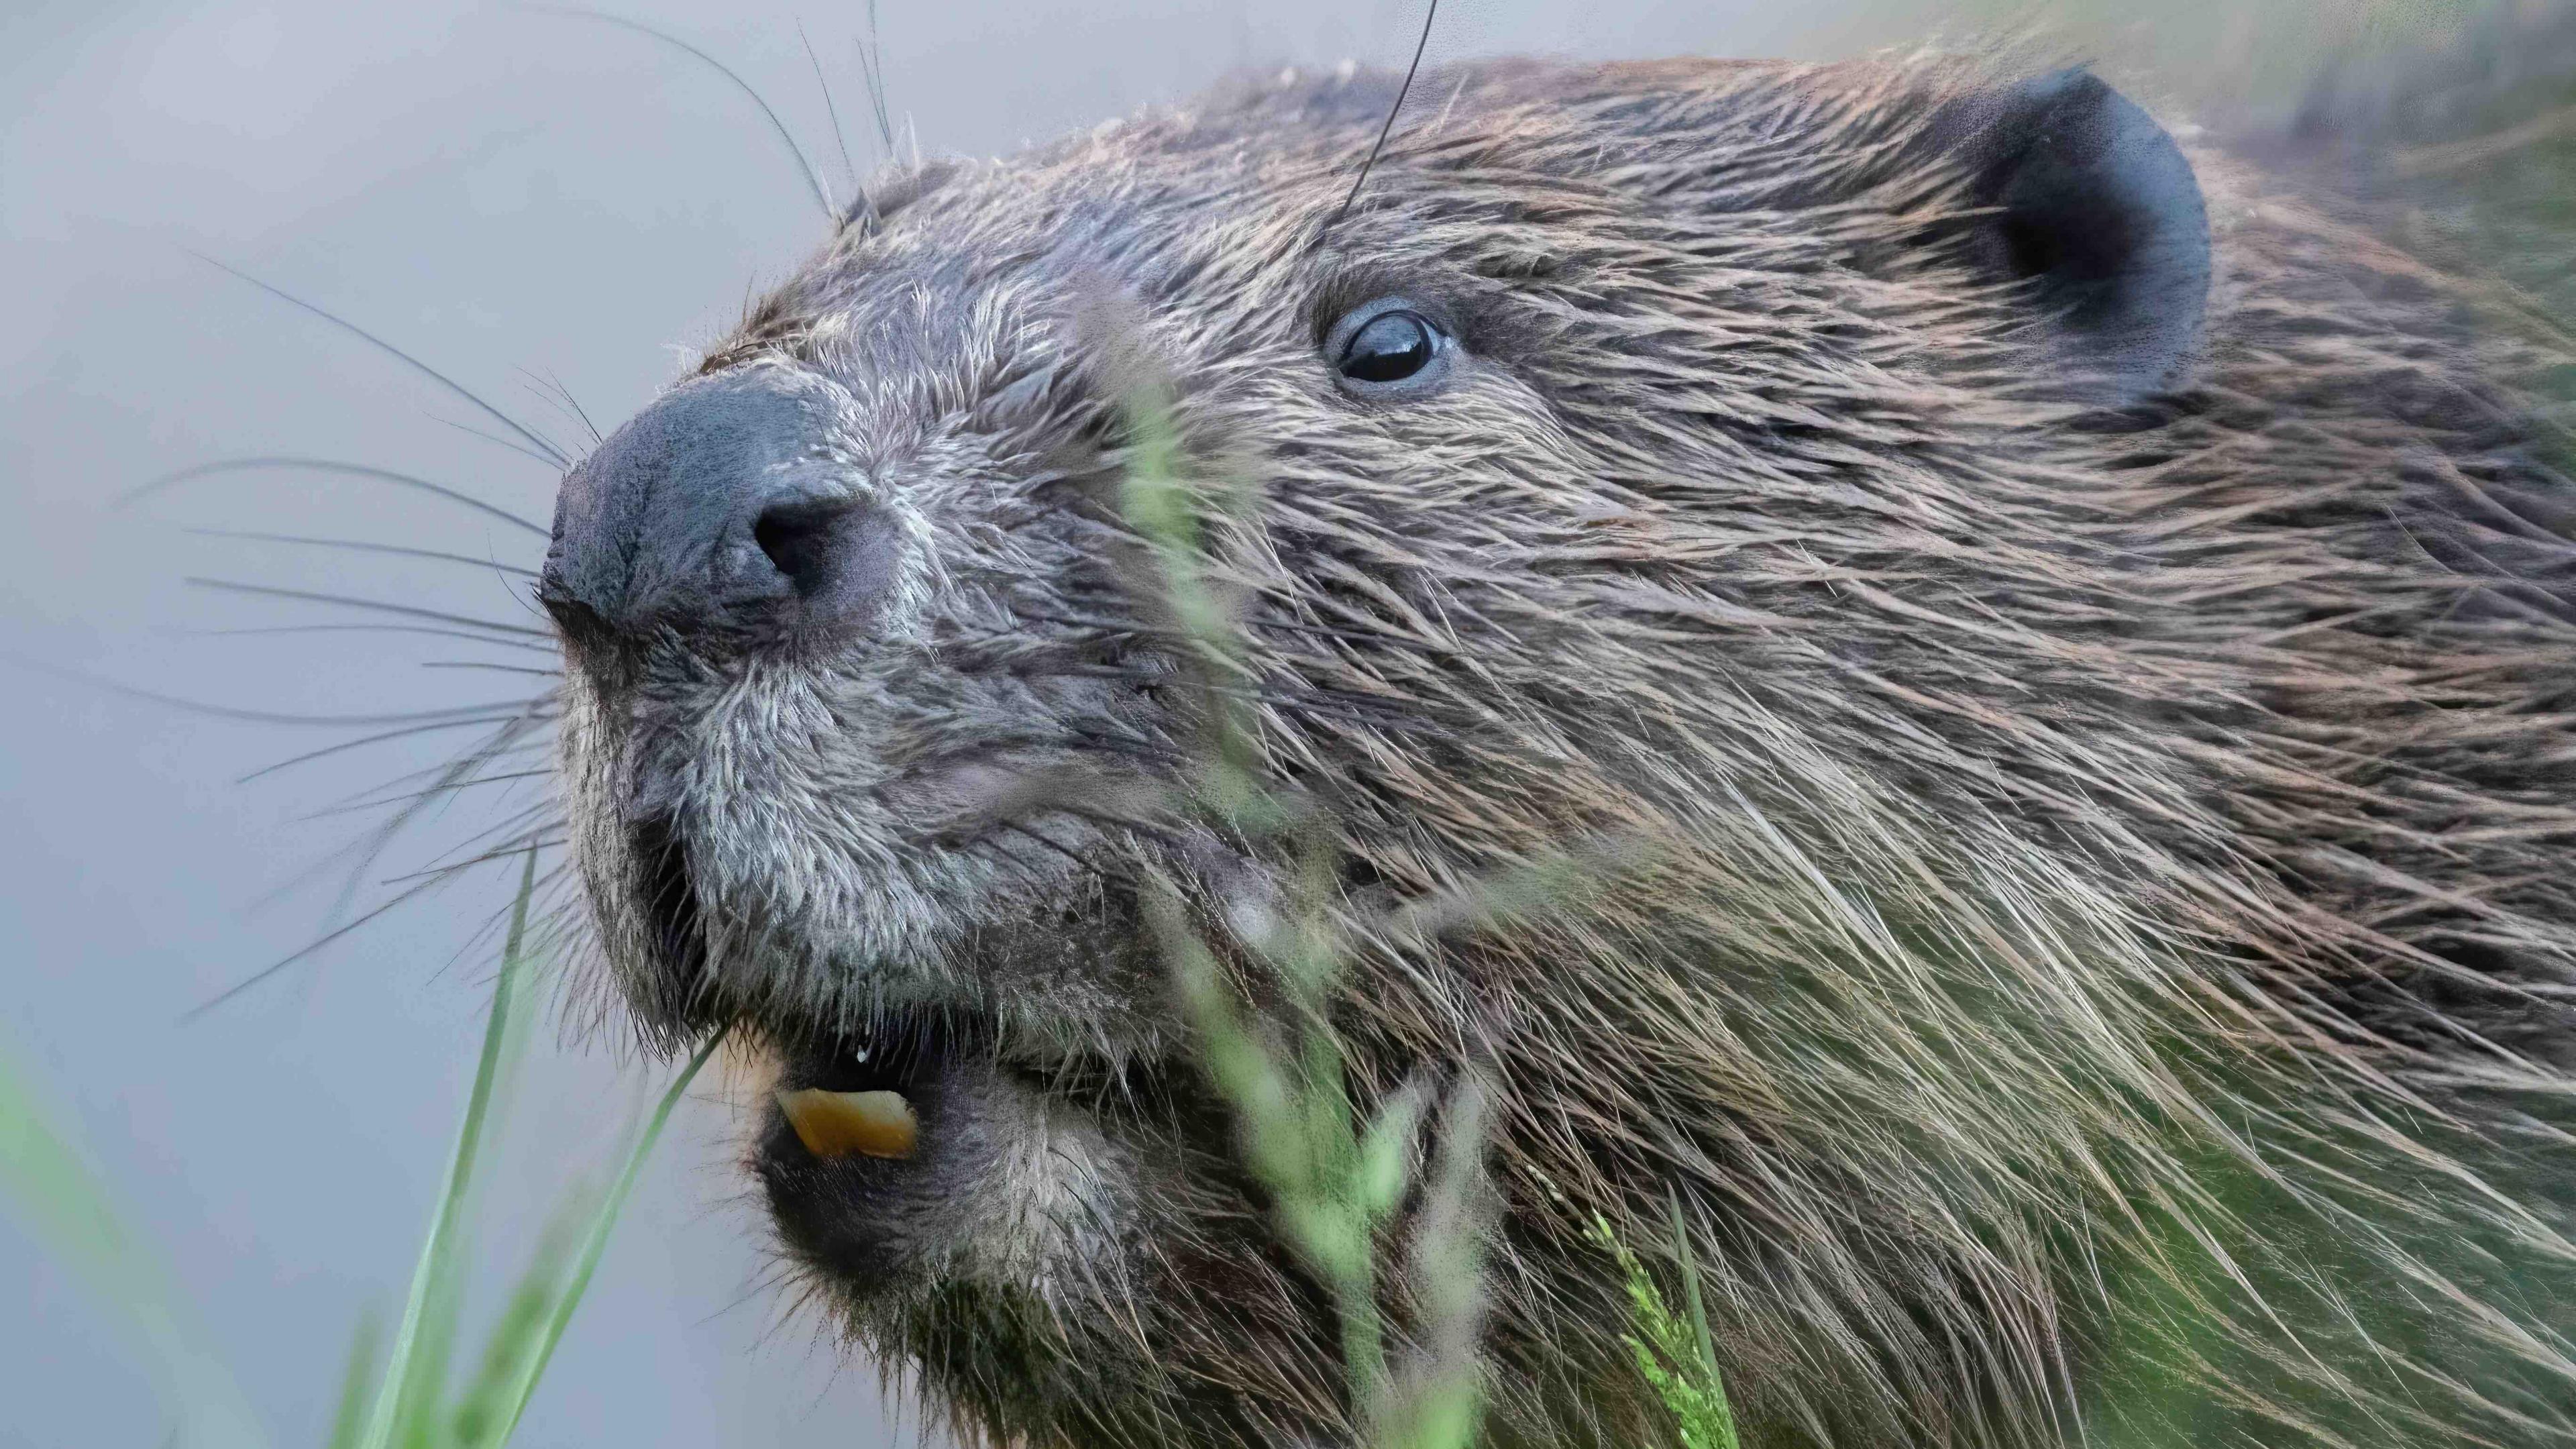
[
  {"xmin": 616, "ymin": 790, "xmax": 1180, "ymax": 1292},
  {"xmin": 755, "ymin": 1014, "xmax": 983, "ymax": 1283},
  {"xmin": 753, "ymin": 1006, "xmax": 1175, "ymax": 1295}
]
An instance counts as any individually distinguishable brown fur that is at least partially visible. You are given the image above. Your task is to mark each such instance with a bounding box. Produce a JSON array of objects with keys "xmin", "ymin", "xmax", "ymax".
[{"xmin": 542, "ymin": 33, "xmax": 2576, "ymax": 1449}]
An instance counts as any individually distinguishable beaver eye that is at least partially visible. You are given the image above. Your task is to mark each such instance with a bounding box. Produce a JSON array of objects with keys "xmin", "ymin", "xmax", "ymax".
[
  {"xmin": 1324, "ymin": 298, "xmax": 1454, "ymax": 396},
  {"xmin": 1340, "ymin": 311, "xmax": 1436, "ymax": 381}
]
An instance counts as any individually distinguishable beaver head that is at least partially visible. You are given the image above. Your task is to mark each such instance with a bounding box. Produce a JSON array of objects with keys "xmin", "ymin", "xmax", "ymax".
[{"xmin": 537, "ymin": 52, "xmax": 2576, "ymax": 1449}]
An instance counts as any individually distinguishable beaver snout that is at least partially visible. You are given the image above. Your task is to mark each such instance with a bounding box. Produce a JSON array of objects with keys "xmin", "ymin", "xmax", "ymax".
[{"xmin": 539, "ymin": 364, "xmax": 899, "ymax": 645}]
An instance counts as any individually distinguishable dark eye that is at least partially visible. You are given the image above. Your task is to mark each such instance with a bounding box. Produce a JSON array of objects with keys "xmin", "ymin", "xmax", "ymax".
[
  {"xmin": 1340, "ymin": 311, "xmax": 1436, "ymax": 382},
  {"xmin": 1324, "ymin": 298, "xmax": 1454, "ymax": 396}
]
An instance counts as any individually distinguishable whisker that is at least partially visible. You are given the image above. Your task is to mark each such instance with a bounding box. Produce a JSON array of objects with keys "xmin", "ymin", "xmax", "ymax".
[
  {"xmin": 184, "ymin": 623, "xmax": 557, "ymax": 653},
  {"xmin": 519, "ymin": 5, "xmax": 836, "ymax": 219},
  {"xmin": 190, "ymin": 823, "xmax": 570, "ymax": 1023},
  {"xmin": 1, "ymin": 649, "xmax": 547, "ymax": 730},
  {"xmin": 238, "ymin": 713, "xmax": 554, "ymax": 784},
  {"xmin": 380, "ymin": 828, "xmax": 572, "ymax": 885},
  {"xmin": 180, "ymin": 868, "xmax": 470, "ymax": 1022},
  {"xmin": 338, "ymin": 796, "xmax": 564, "ymax": 900},
  {"xmin": 299, "ymin": 770, "xmax": 550, "ymax": 821},
  {"xmin": 1326, "ymin": 0, "xmax": 1440, "ymax": 231},
  {"xmin": 320, "ymin": 744, "xmax": 553, "ymax": 818},
  {"xmin": 417, "ymin": 795, "xmax": 562, "ymax": 865},
  {"xmin": 856, "ymin": 0, "xmax": 896, "ymax": 155},
  {"xmin": 187, "ymin": 578, "xmax": 553, "ymax": 637},
  {"xmin": 184, "ymin": 254, "xmax": 574, "ymax": 468},
  {"xmin": 428, "ymin": 856, "xmax": 582, "ymax": 984},
  {"xmin": 799, "ymin": 19, "xmax": 859, "ymax": 196},
  {"xmin": 521, "ymin": 368, "xmax": 605, "ymax": 447},
  {"xmin": 182, "ymin": 528, "xmax": 539, "ymax": 579},
  {"xmin": 121, "ymin": 456, "xmax": 548, "ymax": 538},
  {"xmin": 305, "ymin": 711, "xmax": 556, "ymax": 917},
  {"xmin": 435, "ymin": 415, "xmax": 572, "ymax": 472},
  {"xmin": 420, "ymin": 660, "xmax": 561, "ymax": 677},
  {"xmin": 330, "ymin": 722, "xmax": 550, "ymax": 792}
]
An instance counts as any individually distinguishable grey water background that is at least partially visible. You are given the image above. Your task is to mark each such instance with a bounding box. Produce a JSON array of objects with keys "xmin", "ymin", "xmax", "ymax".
[{"xmin": 0, "ymin": 3, "xmax": 2461, "ymax": 1446}]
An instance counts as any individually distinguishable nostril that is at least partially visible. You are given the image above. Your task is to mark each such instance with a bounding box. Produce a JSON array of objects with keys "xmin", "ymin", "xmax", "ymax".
[
  {"xmin": 750, "ymin": 498, "xmax": 901, "ymax": 627},
  {"xmin": 753, "ymin": 502, "xmax": 850, "ymax": 598}
]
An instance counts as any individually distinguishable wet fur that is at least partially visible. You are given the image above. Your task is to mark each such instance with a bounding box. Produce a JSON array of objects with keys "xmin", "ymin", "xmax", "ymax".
[{"xmin": 547, "ymin": 33, "xmax": 2576, "ymax": 1449}]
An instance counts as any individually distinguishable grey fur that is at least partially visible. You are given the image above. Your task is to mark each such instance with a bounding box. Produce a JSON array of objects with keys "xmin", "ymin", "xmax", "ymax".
[{"xmin": 537, "ymin": 44, "xmax": 2576, "ymax": 1449}]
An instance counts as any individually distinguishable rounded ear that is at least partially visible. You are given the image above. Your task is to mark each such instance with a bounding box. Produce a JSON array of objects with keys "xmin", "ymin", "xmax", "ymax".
[{"xmin": 1942, "ymin": 68, "xmax": 2212, "ymax": 402}]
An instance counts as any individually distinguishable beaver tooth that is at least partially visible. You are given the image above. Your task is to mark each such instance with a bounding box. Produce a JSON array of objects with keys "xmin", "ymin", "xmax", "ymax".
[{"xmin": 775, "ymin": 1088, "xmax": 918, "ymax": 1161}]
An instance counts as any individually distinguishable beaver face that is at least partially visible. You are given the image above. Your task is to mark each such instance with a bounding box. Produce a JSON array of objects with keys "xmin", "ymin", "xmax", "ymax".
[
  {"xmin": 539, "ymin": 50, "xmax": 2576, "ymax": 1449},
  {"xmin": 539, "ymin": 55, "xmax": 2218, "ymax": 1444}
]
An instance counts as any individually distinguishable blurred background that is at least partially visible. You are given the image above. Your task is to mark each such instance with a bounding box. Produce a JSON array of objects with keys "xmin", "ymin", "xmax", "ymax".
[{"xmin": 0, "ymin": 2, "xmax": 2502, "ymax": 1446}]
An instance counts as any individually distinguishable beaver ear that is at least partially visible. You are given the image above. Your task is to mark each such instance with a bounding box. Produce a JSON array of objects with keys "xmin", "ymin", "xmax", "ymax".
[{"xmin": 1939, "ymin": 68, "xmax": 2212, "ymax": 402}]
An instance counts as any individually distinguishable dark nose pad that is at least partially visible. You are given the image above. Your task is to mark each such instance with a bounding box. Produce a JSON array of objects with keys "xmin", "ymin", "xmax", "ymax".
[{"xmin": 539, "ymin": 368, "xmax": 897, "ymax": 641}]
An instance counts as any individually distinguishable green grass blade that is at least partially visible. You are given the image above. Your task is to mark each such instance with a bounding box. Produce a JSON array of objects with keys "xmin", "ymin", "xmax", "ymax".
[
  {"xmin": 1666, "ymin": 1189, "xmax": 1719, "ymax": 1381},
  {"xmin": 325, "ymin": 1311, "xmax": 384, "ymax": 1449},
  {"xmin": 393, "ymin": 1255, "xmax": 467, "ymax": 1449},
  {"xmin": 0, "ymin": 1042, "xmax": 272, "ymax": 1449},
  {"xmin": 359, "ymin": 848, "xmax": 540, "ymax": 1449},
  {"xmin": 447, "ymin": 1191, "xmax": 594, "ymax": 1449},
  {"xmin": 491, "ymin": 1022, "xmax": 729, "ymax": 1443}
]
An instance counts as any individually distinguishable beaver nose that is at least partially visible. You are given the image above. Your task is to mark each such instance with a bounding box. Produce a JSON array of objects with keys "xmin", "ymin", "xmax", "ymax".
[{"xmin": 539, "ymin": 368, "xmax": 899, "ymax": 641}]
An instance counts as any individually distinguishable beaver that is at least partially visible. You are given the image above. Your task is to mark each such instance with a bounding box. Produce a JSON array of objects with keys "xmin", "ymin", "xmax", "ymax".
[{"xmin": 531, "ymin": 23, "xmax": 2576, "ymax": 1449}]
